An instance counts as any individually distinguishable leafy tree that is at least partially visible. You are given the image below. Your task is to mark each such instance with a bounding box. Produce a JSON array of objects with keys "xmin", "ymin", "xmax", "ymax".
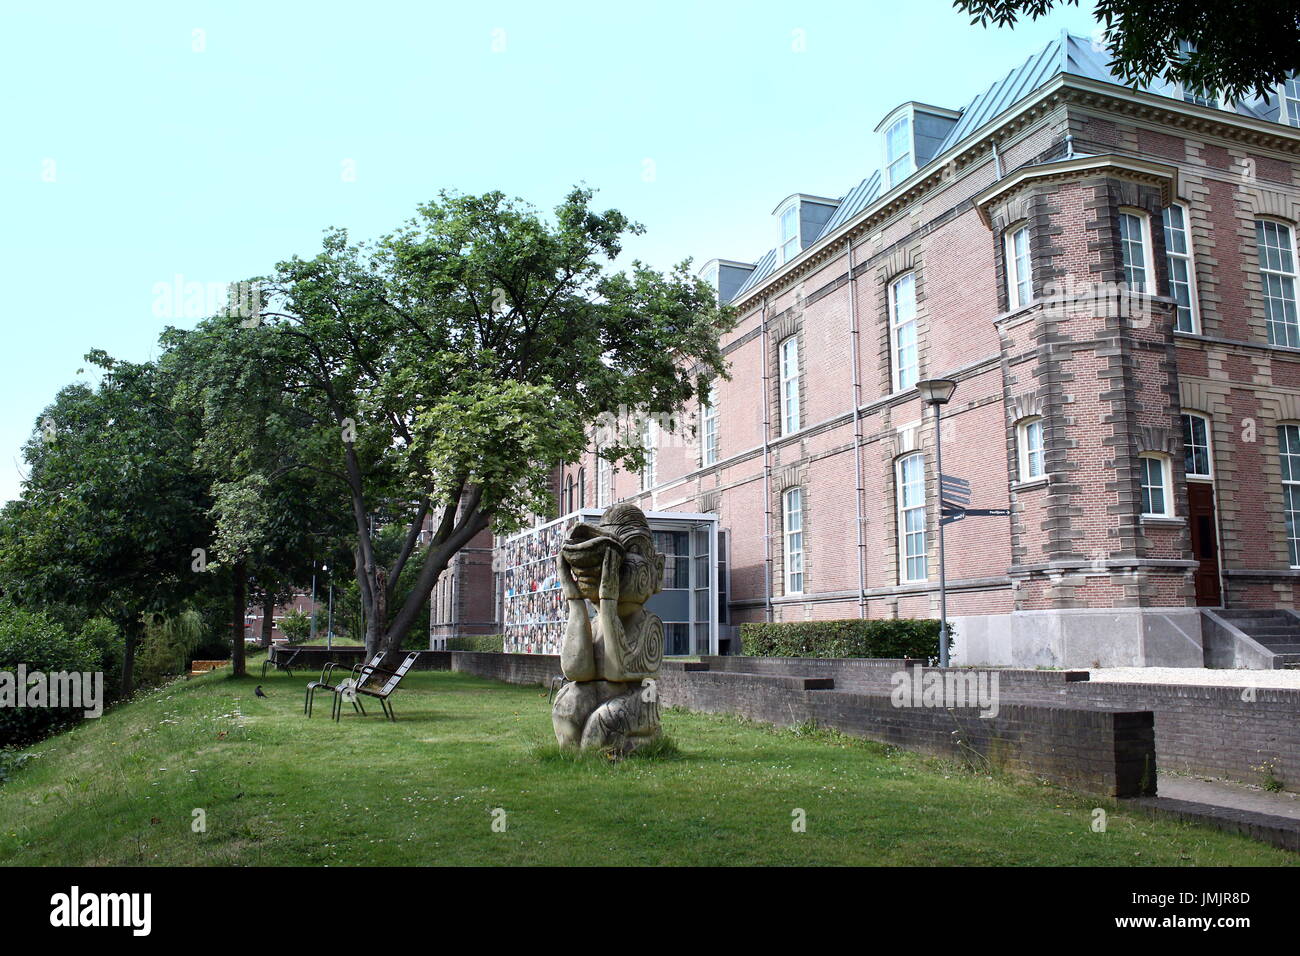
[
  {"xmin": 0, "ymin": 354, "xmax": 215, "ymax": 691},
  {"xmin": 189, "ymin": 187, "xmax": 732, "ymax": 668},
  {"xmin": 278, "ymin": 608, "xmax": 312, "ymax": 645},
  {"xmin": 955, "ymin": 0, "xmax": 1300, "ymax": 100}
]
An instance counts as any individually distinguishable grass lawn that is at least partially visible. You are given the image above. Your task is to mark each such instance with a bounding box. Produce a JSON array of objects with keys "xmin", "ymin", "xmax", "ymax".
[{"xmin": 0, "ymin": 664, "xmax": 1295, "ymax": 866}]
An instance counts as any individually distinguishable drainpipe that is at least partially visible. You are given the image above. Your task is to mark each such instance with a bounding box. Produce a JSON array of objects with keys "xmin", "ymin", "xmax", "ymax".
[
  {"xmin": 761, "ymin": 295, "xmax": 774, "ymax": 623},
  {"xmin": 847, "ymin": 237, "xmax": 867, "ymax": 617}
]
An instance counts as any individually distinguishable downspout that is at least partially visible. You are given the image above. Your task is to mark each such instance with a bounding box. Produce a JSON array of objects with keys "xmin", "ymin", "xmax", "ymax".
[
  {"xmin": 847, "ymin": 237, "xmax": 867, "ymax": 617},
  {"xmin": 761, "ymin": 295, "xmax": 774, "ymax": 623}
]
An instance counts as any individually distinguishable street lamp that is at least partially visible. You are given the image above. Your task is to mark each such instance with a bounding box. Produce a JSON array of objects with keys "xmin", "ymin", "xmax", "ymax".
[
  {"xmin": 916, "ymin": 378, "xmax": 958, "ymax": 667},
  {"xmin": 324, "ymin": 564, "xmax": 333, "ymax": 649}
]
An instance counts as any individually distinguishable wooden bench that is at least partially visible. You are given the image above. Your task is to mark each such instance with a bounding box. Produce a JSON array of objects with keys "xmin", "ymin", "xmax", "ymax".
[{"xmin": 190, "ymin": 660, "xmax": 228, "ymax": 677}]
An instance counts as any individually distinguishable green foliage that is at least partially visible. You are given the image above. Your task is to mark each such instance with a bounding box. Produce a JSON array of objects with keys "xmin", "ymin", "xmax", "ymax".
[
  {"xmin": 76, "ymin": 617, "xmax": 125, "ymax": 701},
  {"xmin": 739, "ymin": 619, "xmax": 954, "ymax": 661},
  {"xmin": 278, "ymin": 609, "xmax": 312, "ymax": 645},
  {"xmin": 955, "ymin": 0, "xmax": 1300, "ymax": 101},
  {"xmin": 0, "ymin": 601, "xmax": 101, "ymax": 746},
  {"xmin": 445, "ymin": 634, "xmax": 504, "ymax": 652},
  {"xmin": 135, "ymin": 609, "xmax": 207, "ymax": 686}
]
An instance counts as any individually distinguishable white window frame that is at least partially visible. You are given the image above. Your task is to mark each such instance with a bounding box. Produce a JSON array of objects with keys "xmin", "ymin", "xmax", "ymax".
[
  {"xmin": 1118, "ymin": 208, "xmax": 1154, "ymax": 293},
  {"xmin": 1138, "ymin": 453, "xmax": 1173, "ymax": 518},
  {"xmin": 1281, "ymin": 423, "xmax": 1300, "ymax": 567},
  {"xmin": 1017, "ymin": 416, "xmax": 1045, "ymax": 482},
  {"xmin": 1256, "ymin": 218, "xmax": 1300, "ymax": 347},
  {"xmin": 1005, "ymin": 223, "xmax": 1032, "ymax": 309},
  {"xmin": 896, "ymin": 453, "xmax": 927, "ymax": 583},
  {"xmin": 596, "ymin": 453, "xmax": 611, "ymax": 508},
  {"xmin": 1181, "ymin": 412, "xmax": 1213, "ymax": 480},
  {"xmin": 779, "ymin": 335, "xmax": 801, "ymax": 434},
  {"xmin": 1163, "ymin": 203, "xmax": 1200, "ymax": 333},
  {"xmin": 701, "ymin": 392, "xmax": 719, "ymax": 466},
  {"xmin": 884, "ymin": 114, "xmax": 914, "ymax": 190},
  {"xmin": 890, "ymin": 272, "xmax": 919, "ymax": 393},
  {"xmin": 782, "ymin": 487, "xmax": 804, "ymax": 594},
  {"xmin": 1281, "ymin": 77, "xmax": 1300, "ymax": 127},
  {"xmin": 779, "ymin": 205, "xmax": 800, "ymax": 263},
  {"xmin": 640, "ymin": 418, "xmax": 657, "ymax": 491}
]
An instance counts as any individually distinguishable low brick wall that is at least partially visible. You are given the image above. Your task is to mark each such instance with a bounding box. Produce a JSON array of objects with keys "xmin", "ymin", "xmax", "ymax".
[
  {"xmin": 448, "ymin": 652, "xmax": 1153, "ymax": 797},
  {"xmin": 266, "ymin": 645, "xmax": 450, "ymax": 672}
]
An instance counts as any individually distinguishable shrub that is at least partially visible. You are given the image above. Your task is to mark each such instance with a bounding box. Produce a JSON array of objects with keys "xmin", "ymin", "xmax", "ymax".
[
  {"xmin": 446, "ymin": 634, "xmax": 504, "ymax": 652},
  {"xmin": 738, "ymin": 618, "xmax": 954, "ymax": 661},
  {"xmin": 279, "ymin": 609, "xmax": 312, "ymax": 645},
  {"xmin": 77, "ymin": 617, "xmax": 124, "ymax": 700},
  {"xmin": 0, "ymin": 601, "xmax": 101, "ymax": 746},
  {"xmin": 135, "ymin": 610, "xmax": 205, "ymax": 686}
]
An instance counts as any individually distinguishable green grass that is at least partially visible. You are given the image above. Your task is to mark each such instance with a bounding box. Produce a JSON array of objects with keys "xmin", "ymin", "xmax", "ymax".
[{"xmin": 0, "ymin": 666, "xmax": 1295, "ymax": 866}]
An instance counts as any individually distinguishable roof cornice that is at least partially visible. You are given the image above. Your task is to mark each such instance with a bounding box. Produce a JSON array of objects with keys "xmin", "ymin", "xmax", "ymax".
[
  {"xmin": 728, "ymin": 73, "xmax": 1300, "ymax": 312},
  {"xmin": 973, "ymin": 153, "xmax": 1179, "ymax": 228}
]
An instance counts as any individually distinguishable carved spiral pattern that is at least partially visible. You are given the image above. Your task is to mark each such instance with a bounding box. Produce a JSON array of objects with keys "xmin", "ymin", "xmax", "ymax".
[{"xmin": 621, "ymin": 612, "xmax": 664, "ymax": 675}]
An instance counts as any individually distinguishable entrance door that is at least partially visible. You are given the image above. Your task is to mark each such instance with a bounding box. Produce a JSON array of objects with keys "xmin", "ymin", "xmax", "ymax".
[{"xmin": 1187, "ymin": 482, "xmax": 1221, "ymax": 606}]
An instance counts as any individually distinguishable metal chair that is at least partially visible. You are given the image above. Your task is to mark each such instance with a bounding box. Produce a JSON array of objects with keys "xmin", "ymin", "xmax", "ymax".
[
  {"xmin": 344, "ymin": 652, "xmax": 420, "ymax": 722},
  {"xmin": 305, "ymin": 653, "xmax": 382, "ymax": 718},
  {"xmin": 262, "ymin": 645, "xmax": 302, "ymax": 679}
]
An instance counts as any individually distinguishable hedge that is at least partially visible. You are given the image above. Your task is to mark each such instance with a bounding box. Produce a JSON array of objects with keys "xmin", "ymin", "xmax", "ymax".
[
  {"xmin": 738, "ymin": 618, "xmax": 953, "ymax": 661},
  {"xmin": 446, "ymin": 634, "xmax": 504, "ymax": 652}
]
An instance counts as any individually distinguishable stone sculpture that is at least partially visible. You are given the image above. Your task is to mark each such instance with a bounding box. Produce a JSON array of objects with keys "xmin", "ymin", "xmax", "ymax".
[{"xmin": 552, "ymin": 502, "xmax": 665, "ymax": 754}]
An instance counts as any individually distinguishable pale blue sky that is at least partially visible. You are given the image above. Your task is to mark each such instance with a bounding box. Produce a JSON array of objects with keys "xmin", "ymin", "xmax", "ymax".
[{"xmin": 0, "ymin": 0, "xmax": 1100, "ymax": 503}]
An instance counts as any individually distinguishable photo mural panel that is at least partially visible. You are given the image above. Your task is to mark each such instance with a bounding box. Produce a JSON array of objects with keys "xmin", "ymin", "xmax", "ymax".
[{"xmin": 500, "ymin": 515, "xmax": 581, "ymax": 654}]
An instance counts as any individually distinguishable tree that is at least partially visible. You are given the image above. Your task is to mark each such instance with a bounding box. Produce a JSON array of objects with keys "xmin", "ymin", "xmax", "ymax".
[
  {"xmin": 0, "ymin": 354, "xmax": 215, "ymax": 691},
  {"xmin": 216, "ymin": 186, "xmax": 733, "ymax": 668},
  {"xmin": 955, "ymin": 0, "xmax": 1300, "ymax": 101}
]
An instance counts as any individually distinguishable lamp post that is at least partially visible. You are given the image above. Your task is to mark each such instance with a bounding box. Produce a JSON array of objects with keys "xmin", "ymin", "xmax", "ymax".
[
  {"xmin": 916, "ymin": 378, "xmax": 958, "ymax": 667},
  {"xmin": 324, "ymin": 564, "xmax": 333, "ymax": 649},
  {"xmin": 309, "ymin": 566, "xmax": 318, "ymax": 644}
]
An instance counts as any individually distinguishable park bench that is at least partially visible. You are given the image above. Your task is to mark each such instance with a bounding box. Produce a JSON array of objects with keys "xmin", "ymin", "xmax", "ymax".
[
  {"xmin": 346, "ymin": 652, "xmax": 420, "ymax": 722},
  {"xmin": 304, "ymin": 653, "xmax": 382, "ymax": 719},
  {"xmin": 262, "ymin": 645, "xmax": 302, "ymax": 679},
  {"xmin": 190, "ymin": 660, "xmax": 228, "ymax": 677}
]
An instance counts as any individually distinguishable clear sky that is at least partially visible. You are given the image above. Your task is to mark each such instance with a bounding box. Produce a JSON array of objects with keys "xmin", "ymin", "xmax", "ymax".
[{"xmin": 0, "ymin": 0, "xmax": 1101, "ymax": 503}]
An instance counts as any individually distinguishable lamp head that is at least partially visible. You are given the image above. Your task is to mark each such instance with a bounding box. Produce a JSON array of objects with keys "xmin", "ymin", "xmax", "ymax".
[{"xmin": 915, "ymin": 378, "xmax": 958, "ymax": 406}]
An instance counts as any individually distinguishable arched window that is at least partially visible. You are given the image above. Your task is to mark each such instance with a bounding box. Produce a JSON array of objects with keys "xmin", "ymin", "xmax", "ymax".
[
  {"xmin": 779, "ymin": 335, "xmax": 801, "ymax": 434},
  {"xmin": 1017, "ymin": 416, "xmax": 1045, "ymax": 481},
  {"xmin": 1005, "ymin": 223, "xmax": 1031, "ymax": 309},
  {"xmin": 1256, "ymin": 219, "xmax": 1300, "ymax": 347},
  {"xmin": 890, "ymin": 272, "xmax": 918, "ymax": 392},
  {"xmin": 565, "ymin": 475, "xmax": 574, "ymax": 514},
  {"xmin": 782, "ymin": 487, "xmax": 804, "ymax": 594},
  {"xmin": 896, "ymin": 453, "xmax": 927, "ymax": 582},
  {"xmin": 577, "ymin": 468, "xmax": 585, "ymax": 509}
]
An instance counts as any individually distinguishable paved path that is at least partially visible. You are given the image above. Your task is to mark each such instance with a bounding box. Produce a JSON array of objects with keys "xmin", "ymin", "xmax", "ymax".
[
  {"xmin": 1158, "ymin": 773, "xmax": 1300, "ymax": 822},
  {"xmin": 1088, "ymin": 666, "xmax": 1300, "ymax": 689}
]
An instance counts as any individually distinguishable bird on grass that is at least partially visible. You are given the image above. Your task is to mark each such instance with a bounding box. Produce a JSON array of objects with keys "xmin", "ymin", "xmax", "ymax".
[{"xmin": 254, "ymin": 685, "xmax": 269, "ymax": 698}]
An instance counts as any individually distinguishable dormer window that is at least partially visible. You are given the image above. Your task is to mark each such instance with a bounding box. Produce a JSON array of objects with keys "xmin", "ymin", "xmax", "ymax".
[
  {"xmin": 1175, "ymin": 40, "xmax": 1220, "ymax": 109},
  {"xmin": 780, "ymin": 206, "xmax": 799, "ymax": 262},
  {"xmin": 885, "ymin": 115, "xmax": 914, "ymax": 189}
]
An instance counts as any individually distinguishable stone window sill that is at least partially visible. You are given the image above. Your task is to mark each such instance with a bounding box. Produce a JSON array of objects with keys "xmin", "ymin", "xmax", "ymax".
[
  {"xmin": 1011, "ymin": 476, "xmax": 1049, "ymax": 491},
  {"xmin": 1140, "ymin": 515, "xmax": 1185, "ymax": 528}
]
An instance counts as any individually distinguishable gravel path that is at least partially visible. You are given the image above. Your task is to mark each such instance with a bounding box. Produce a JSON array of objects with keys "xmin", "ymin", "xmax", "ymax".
[{"xmin": 1087, "ymin": 666, "xmax": 1300, "ymax": 689}]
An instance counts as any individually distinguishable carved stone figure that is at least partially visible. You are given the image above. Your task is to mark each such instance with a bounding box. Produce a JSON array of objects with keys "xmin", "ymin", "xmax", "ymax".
[{"xmin": 552, "ymin": 503, "xmax": 665, "ymax": 753}]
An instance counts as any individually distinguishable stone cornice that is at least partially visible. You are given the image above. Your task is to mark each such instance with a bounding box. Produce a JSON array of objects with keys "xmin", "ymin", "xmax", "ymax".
[{"xmin": 973, "ymin": 153, "xmax": 1179, "ymax": 228}]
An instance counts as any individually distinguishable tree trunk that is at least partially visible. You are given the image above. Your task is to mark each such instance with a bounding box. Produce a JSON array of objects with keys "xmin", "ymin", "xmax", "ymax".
[
  {"xmin": 231, "ymin": 560, "xmax": 247, "ymax": 677},
  {"xmin": 370, "ymin": 567, "xmax": 387, "ymax": 661},
  {"xmin": 260, "ymin": 591, "xmax": 275, "ymax": 649}
]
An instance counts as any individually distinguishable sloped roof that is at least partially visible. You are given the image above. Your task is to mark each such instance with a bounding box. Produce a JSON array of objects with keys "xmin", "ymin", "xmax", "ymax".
[{"xmin": 721, "ymin": 31, "xmax": 1291, "ymax": 304}]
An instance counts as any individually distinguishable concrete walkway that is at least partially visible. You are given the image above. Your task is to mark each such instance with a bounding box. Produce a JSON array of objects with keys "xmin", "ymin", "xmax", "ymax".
[
  {"xmin": 1126, "ymin": 773, "xmax": 1300, "ymax": 852},
  {"xmin": 1089, "ymin": 666, "xmax": 1300, "ymax": 688},
  {"xmin": 1158, "ymin": 773, "xmax": 1300, "ymax": 822}
]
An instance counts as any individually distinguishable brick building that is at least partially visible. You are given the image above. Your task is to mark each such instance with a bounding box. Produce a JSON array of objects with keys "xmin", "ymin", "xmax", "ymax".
[{"xmin": 529, "ymin": 32, "xmax": 1300, "ymax": 668}]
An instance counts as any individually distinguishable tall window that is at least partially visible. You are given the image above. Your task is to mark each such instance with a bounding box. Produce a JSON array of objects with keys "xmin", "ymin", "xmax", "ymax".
[
  {"xmin": 1118, "ymin": 210, "xmax": 1152, "ymax": 291},
  {"xmin": 1257, "ymin": 219, "xmax": 1300, "ymax": 347},
  {"xmin": 780, "ymin": 205, "xmax": 799, "ymax": 263},
  {"xmin": 1182, "ymin": 413, "xmax": 1212, "ymax": 479},
  {"xmin": 1282, "ymin": 424, "xmax": 1300, "ymax": 566},
  {"xmin": 577, "ymin": 468, "xmax": 585, "ymax": 509},
  {"xmin": 890, "ymin": 272, "xmax": 919, "ymax": 392},
  {"xmin": 565, "ymin": 475, "xmax": 574, "ymax": 513},
  {"xmin": 896, "ymin": 453, "xmax": 927, "ymax": 582},
  {"xmin": 1006, "ymin": 223, "xmax": 1031, "ymax": 309},
  {"xmin": 1283, "ymin": 77, "xmax": 1300, "ymax": 127},
  {"xmin": 779, "ymin": 335, "xmax": 801, "ymax": 434},
  {"xmin": 596, "ymin": 454, "xmax": 611, "ymax": 508},
  {"xmin": 885, "ymin": 114, "xmax": 914, "ymax": 189},
  {"xmin": 639, "ymin": 418, "xmax": 657, "ymax": 491},
  {"xmin": 1138, "ymin": 453, "xmax": 1171, "ymax": 517},
  {"xmin": 701, "ymin": 393, "xmax": 719, "ymax": 466},
  {"xmin": 1017, "ymin": 416, "xmax": 1045, "ymax": 481},
  {"xmin": 783, "ymin": 487, "xmax": 804, "ymax": 594},
  {"xmin": 1163, "ymin": 204, "xmax": 1199, "ymax": 333}
]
